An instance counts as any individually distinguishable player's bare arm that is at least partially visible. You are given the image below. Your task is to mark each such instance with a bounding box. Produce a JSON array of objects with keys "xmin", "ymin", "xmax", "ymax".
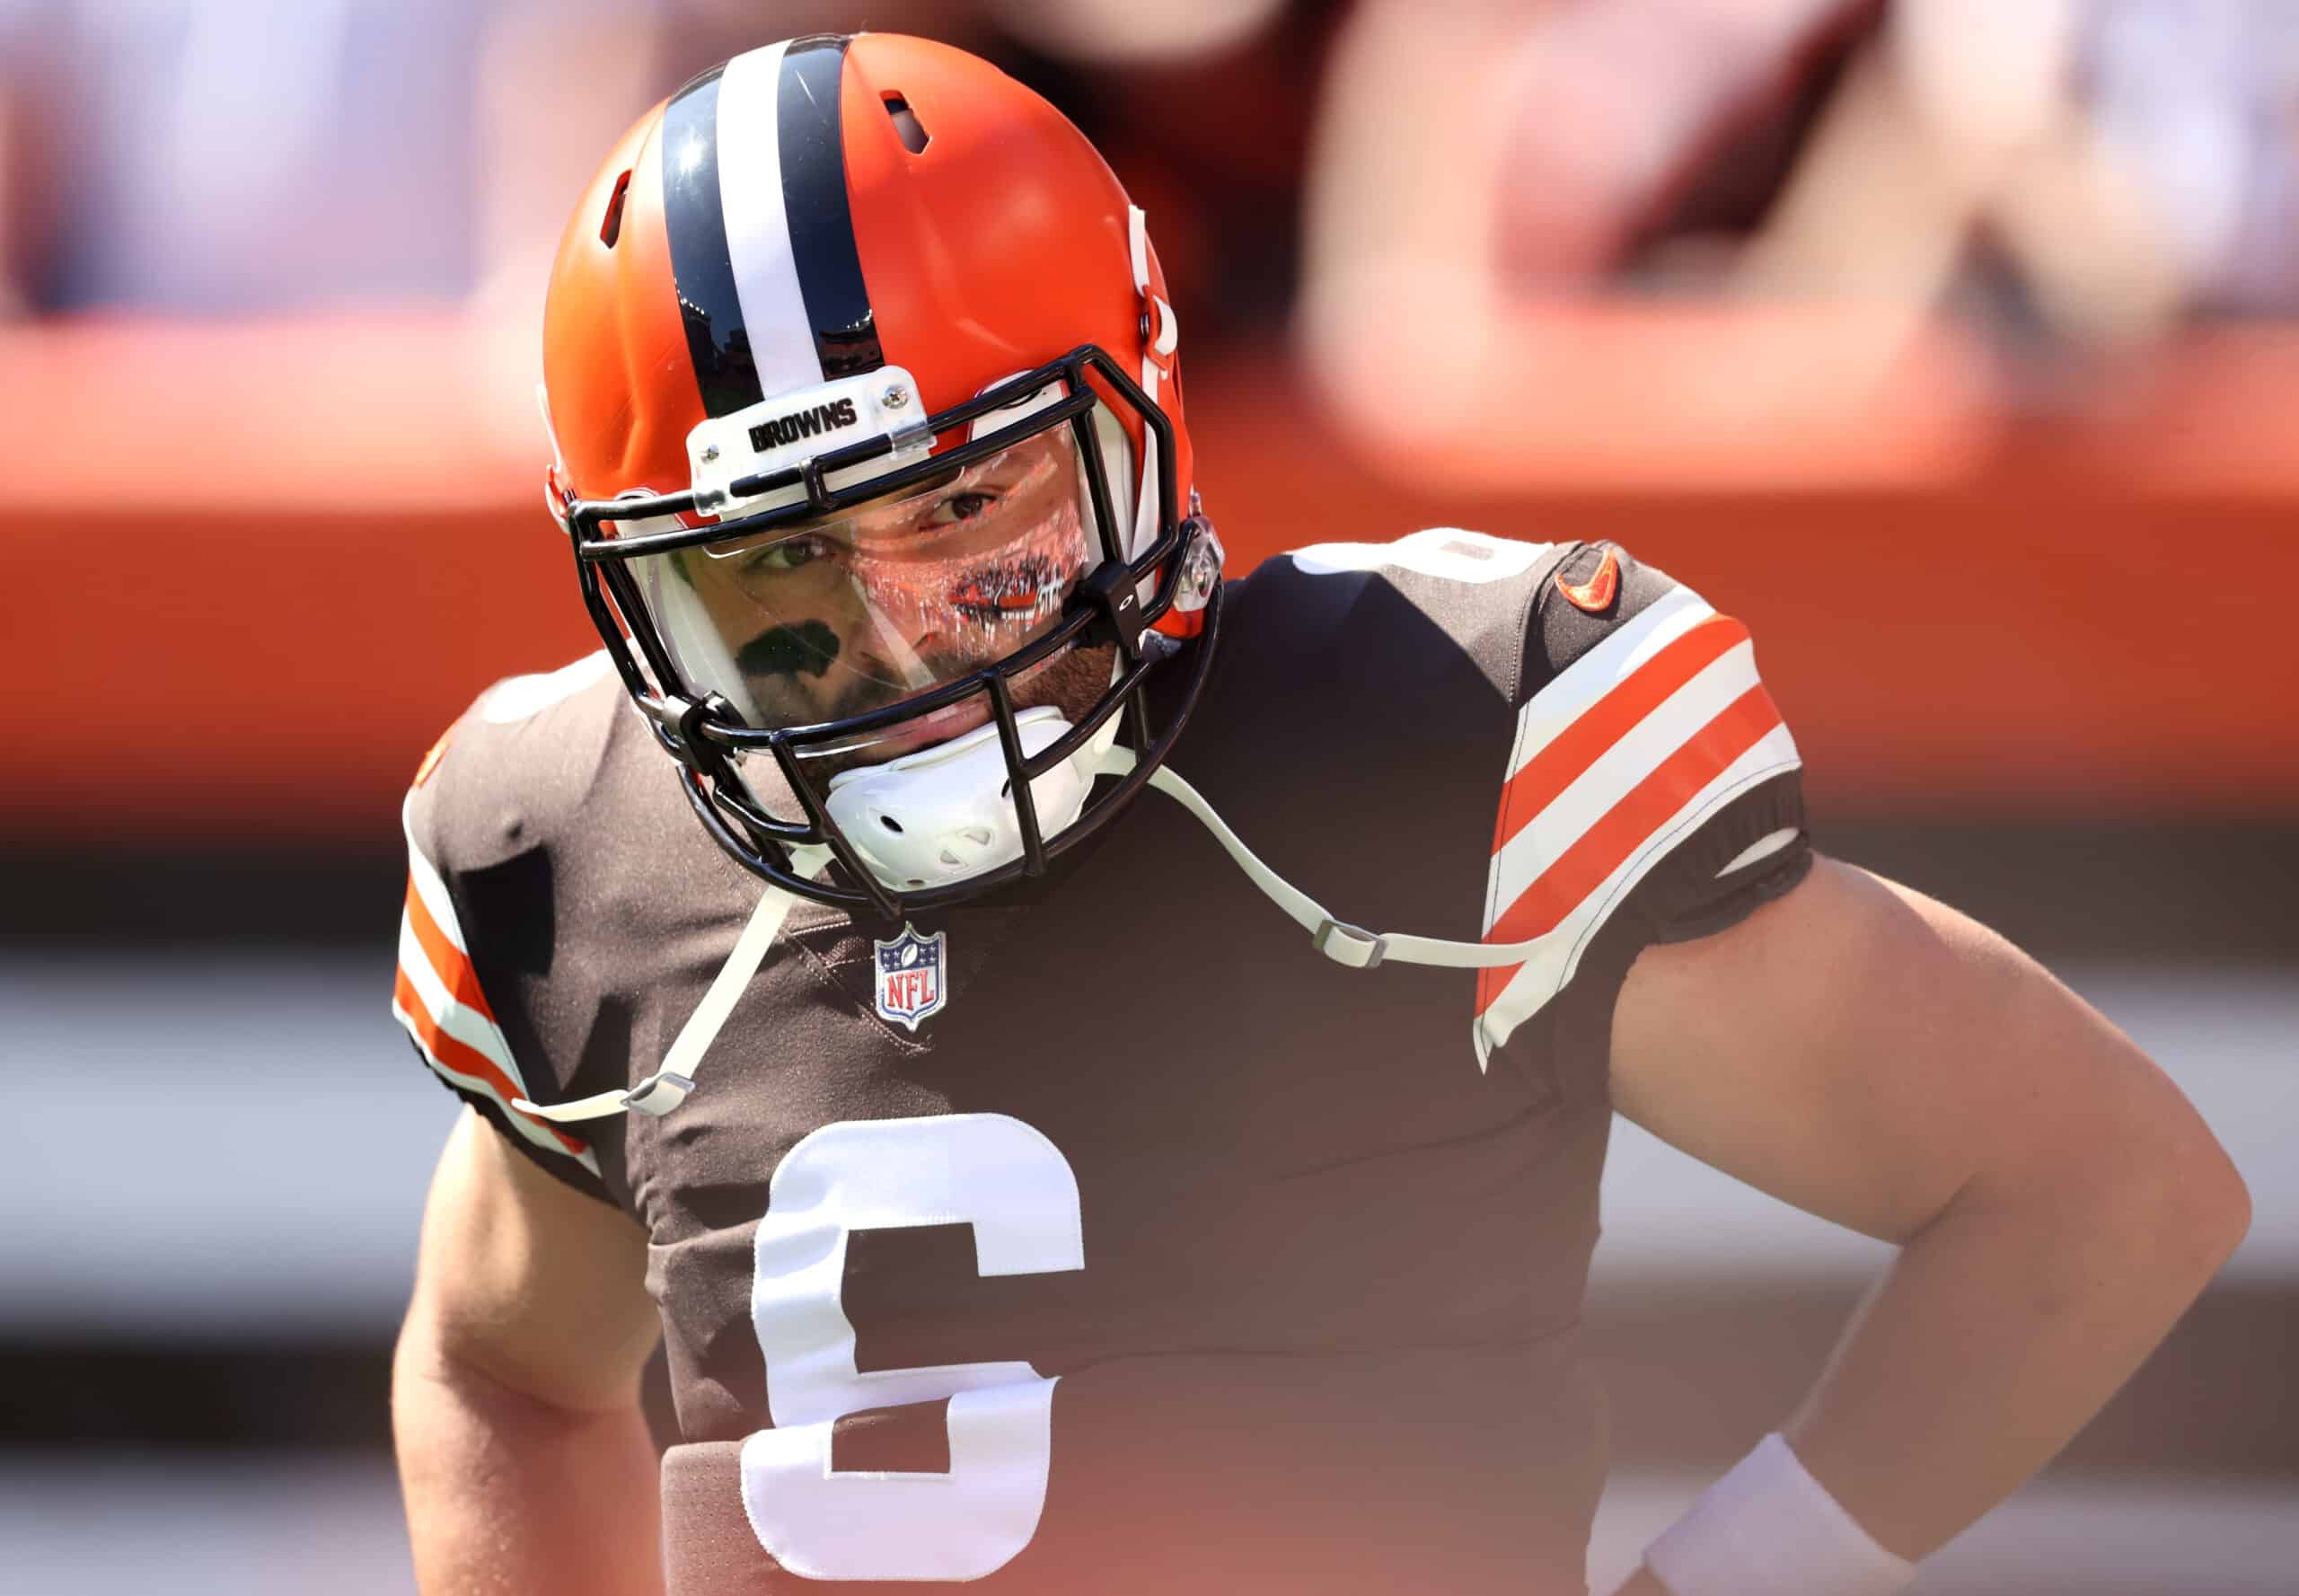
[
  {"xmin": 395, "ymin": 1108, "xmax": 664, "ymax": 1596},
  {"xmin": 1606, "ymin": 857, "xmax": 2251, "ymax": 1593}
]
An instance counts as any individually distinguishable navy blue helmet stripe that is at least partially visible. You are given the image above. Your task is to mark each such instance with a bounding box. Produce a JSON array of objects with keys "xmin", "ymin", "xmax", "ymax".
[
  {"xmin": 776, "ymin": 36, "xmax": 885, "ymax": 379},
  {"xmin": 660, "ymin": 65, "xmax": 765, "ymax": 419}
]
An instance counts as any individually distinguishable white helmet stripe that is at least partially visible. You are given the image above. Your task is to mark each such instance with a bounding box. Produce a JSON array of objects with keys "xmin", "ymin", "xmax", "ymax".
[
  {"xmin": 772, "ymin": 36, "xmax": 885, "ymax": 377},
  {"xmin": 715, "ymin": 41, "xmax": 824, "ymax": 401}
]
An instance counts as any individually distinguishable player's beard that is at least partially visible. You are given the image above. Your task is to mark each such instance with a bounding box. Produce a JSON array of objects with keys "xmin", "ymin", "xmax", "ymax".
[
  {"xmin": 1002, "ymin": 639, "xmax": 1118, "ymax": 733},
  {"xmin": 733, "ymin": 640, "xmax": 1120, "ymax": 804}
]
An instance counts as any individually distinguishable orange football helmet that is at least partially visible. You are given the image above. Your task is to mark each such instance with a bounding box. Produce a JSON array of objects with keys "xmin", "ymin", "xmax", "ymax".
[{"xmin": 538, "ymin": 33, "xmax": 1221, "ymax": 916}]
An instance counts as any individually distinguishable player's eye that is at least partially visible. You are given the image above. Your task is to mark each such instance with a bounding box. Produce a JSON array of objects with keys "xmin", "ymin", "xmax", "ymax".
[
  {"xmin": 930, "ymin": 490, "xmax": 999, "ymax": 525},
  {"xmin": 741, "ymin": 533, "xmax": 832, "ymax": 574}
]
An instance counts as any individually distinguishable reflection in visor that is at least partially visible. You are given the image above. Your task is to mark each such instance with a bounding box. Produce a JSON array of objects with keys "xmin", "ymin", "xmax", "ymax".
[{"xmin": 633, "ymin": 427, "xmax": 1097, "ymax": 743}]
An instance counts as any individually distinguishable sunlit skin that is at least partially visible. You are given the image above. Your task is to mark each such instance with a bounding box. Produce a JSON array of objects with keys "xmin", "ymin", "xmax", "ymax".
[{"xmin": 662, "ymin": 427, "xmax": 1105, "ymax": 766}]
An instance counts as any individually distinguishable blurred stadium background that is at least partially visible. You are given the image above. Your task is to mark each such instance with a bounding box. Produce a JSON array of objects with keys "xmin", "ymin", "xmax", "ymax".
[{"xmin": 2, "ymin": 1, "xmax": 2293, "ymax": 1591}]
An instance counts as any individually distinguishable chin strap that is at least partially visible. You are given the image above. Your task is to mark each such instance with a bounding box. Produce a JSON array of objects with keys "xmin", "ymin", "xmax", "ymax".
[
  {"xmin": 1097, "ymin": 746, "xmax": 1548, "ymax": 973},
  {"xmin": 521, "ymin": 750, "xmax": 1554, "ymax": 1125},
  {"xmin": 514, "ymin": 844, "xmax": 831, "ymax": 1124}
]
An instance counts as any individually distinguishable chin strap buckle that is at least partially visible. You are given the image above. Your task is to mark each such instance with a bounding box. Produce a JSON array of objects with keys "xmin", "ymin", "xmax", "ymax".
[
  {"xmin": 1171, "ymin": 515, "xmax": 1223, "ymax": 615},
  {"xmin": 1312, "ymin": 918, "xmax": 1387, "ymax": 970},
  {"xmin": 621, "ymin": 1071, "xmax": 695, "ymax": 1117},
  {"xmin": 512, "ymin": 1069, "xmax": 695, "ymax": 1124}
]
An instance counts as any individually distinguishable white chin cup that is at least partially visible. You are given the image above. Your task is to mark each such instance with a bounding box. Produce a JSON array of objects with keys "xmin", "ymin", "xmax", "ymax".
[{"xmin": 824, "ymin": 708, "xmax": 1113, "ymax": 890}]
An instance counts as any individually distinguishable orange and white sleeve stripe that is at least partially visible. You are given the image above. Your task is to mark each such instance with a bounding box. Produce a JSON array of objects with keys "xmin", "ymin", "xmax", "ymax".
[
  {"xmin": 1475, "ymin": 585, "xmax": 1801, "ymax": 1065},
  {"xmin": 391, "ymin": 795, "xmax": 601, "ymax": 1177}
]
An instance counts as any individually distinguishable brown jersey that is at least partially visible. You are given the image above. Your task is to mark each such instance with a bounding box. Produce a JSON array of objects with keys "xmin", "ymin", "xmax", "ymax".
[{"xmin": 393, "ymin": 531, "xmax": 1809, "ymax": 1596}]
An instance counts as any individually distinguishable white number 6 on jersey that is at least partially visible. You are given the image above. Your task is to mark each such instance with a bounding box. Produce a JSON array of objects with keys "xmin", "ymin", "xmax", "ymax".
[{"xmin": 743, "ymin": 1114, "xmax": 1085, "ymax": 1580}]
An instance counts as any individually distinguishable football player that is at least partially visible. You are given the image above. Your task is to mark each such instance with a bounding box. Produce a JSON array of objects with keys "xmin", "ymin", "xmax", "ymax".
[{"xmin": 390, "ymin": 34, "xmax": 2248, "ymax": 1596}]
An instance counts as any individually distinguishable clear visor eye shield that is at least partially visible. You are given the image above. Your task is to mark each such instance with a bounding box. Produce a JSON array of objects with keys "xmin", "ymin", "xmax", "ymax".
[{"xmin": 559, "ymin": 346, "xmax": 1223, "ymax": 917}]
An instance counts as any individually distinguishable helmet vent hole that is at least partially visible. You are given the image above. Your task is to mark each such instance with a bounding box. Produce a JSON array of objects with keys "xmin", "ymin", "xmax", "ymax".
[
  {"xmin": 879, "ymin": 816, "xmax": 904, "ymax": 833},
  {"xmin": 882, "ymin": 94, "xmax": 929, "ymax": 155},
  {"xmin": 599, "ymin": 169, "xmax": 633, "ymax": 248}
]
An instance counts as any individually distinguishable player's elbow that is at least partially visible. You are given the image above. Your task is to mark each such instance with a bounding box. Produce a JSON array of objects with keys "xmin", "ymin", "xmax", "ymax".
[
  {"xmin": 397, "ymin": 1280, "xmax": 649, "ymax": 1424},
  {"xmin": 2030, "ymin": 1089, "xmax": 2251, "ymax": 1294},
  {"xmin": 2125, "ymin": 1079, "xmax": 2249, "ymax": 1272},
  {"xmin": 2151, "ymin": 1115, "xmax": 2252, "ymax": 1277},
  {"xmin": 400, "ymin": 1112, "xmax": 659, "ymax": 1418},
  {"xmin": 393, "ymin": 1289, "xmax": 520, "ymax": 1423}
]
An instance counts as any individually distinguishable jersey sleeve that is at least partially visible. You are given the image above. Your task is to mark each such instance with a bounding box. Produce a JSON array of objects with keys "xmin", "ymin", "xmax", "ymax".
[
  {"xmin": 391, "ymin": 684, "xmax": 620, "ymax": 1207},
  {"xmin": 1475, "ymin": 540, "xmax": 1810, "ymax": 1073}
]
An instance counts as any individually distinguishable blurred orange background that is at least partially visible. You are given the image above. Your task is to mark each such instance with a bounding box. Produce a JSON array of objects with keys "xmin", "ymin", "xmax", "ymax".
[
  {"xmin": 5, "ymin": 0, "xmax": 2296, "ymax": 846},
  {"xmin": 8, "ymin": 314, "xmax": 2296, "ymax": 841}
]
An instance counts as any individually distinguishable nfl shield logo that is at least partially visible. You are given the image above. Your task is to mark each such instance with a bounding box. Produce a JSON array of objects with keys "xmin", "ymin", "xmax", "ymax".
[{"xmin": 873, "ymin": 923, "xmax": 947, "ymax": 1032}]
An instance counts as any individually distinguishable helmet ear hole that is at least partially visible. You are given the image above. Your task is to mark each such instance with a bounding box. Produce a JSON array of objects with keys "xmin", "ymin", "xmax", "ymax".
[
  {"xmin": 599, "ymin": 170, "xmax": 632, "ymax": 247},
  {"xmin": 882, "ymin": 94, "xmax": 929, "ymax": 154}
]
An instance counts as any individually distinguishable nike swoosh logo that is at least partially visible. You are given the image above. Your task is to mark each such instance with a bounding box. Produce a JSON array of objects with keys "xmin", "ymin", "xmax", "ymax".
[{"xmin": 1556, "ymin": 547, "xmax": 1620, "ymax": 613}]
